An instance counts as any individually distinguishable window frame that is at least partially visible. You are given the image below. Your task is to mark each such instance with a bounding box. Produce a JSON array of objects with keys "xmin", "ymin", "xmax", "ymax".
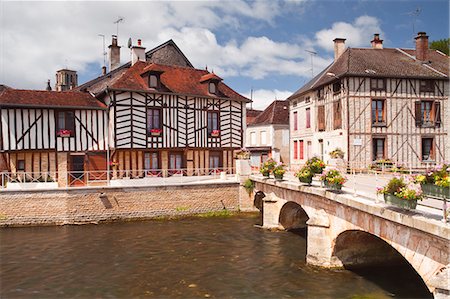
[
  {"xmin": 209, "ymin": 151, "xmax": 223, "ymax": 171},
  {"xmin": 372, "ymin": 137, "xmax": 386, "ymax": 161},
  {"xmin": 207, "ymin": 110, "xmax": 220, "ymax": 135},
  {"xmin": 371, "ymin": 98, "xmax": 386, "ymax": 127},
  {"xmin": 370, "ymin": 78, "xmax": 386, "ymax": 91},
  {"xmin": 306, "ymin": 108, "xmax": 311, "ymax": 129},
  {"xmin": 299, "ymin": 140, "xmax": 304, "ymax": 160},
  {"xmin": 208, "ymin": 81, "xmax": 217, "ymax": 94},
  {"xmin": 56, "ymin": 110, "xmax": 75, "ymax": 137},
  {"xmin": 148, "ymin": 74, "xmax": 160, "ymax": 89},
  {"xmin": 293, "ymin": 140, "xmax": 298, "ymax": 160},
  {"xmin": 421, "ymin": 137, "xmax": 435, "ymax": 162},
  {"xmin": 17, "ymin": 159, "xmax": 25, "ymax": 171},
  {"xmin": 332, "ymin": 81, "xmax": 341, "ymax": 94},
  {"xmin": 147, "ymin": 107, "xmax": 163, "ymax": 134},
  {"xmin": 420, "ymin": 80, "xmax": 435, "ymax": 93},
  {"xmin": 317, "ymin": 105, "xmax": 325, "ymax": 131},
  {"xmin": 293, "ymin": 111, "xmax": 298, "ymax": 131},
  {"xmin": 143, "ymin": 152, "xmax": 160, "ymax": 175},
  {"xmin": 333, "ymin": 100, "xmax": 342, "ymax": 129}
]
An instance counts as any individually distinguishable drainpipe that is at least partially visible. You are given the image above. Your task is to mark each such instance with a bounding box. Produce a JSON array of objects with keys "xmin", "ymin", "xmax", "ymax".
[
  {"xmin": 105, "ymin": 88, "xmax": 111, "ymax": 186},
  {"xmin": 346, "ymin": 77, "xmax": 350, "ymax": 169}
]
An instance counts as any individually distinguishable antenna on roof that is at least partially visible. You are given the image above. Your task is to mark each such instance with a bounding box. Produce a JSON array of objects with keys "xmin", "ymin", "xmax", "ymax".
[
  {"xmin": 405, "ymin": 7, "xmax": 421, "ymax": 38},
  {"xmin": 98, "ymin": 34, "xmax": 107, "ymax": 69},
  {"xmin": 250, "ymin": 87, "xmax": 253, "ymax": 110},
  {"xmin": 127, "ymin": 37, "xmax": 132, "ymax": 49},
  {"xmin": 113, "ymin": 16, "xmax": 124, "ymax": 37},
  {"xmin": 305, "ymin": 50, "xmax": 317, "ymax": 78}
]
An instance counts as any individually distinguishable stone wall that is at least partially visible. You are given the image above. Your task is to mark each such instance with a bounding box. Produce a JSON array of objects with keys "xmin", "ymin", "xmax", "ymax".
[{"xmin": 0, "ymin": 182, "xmax": 239, "ymax": 227}]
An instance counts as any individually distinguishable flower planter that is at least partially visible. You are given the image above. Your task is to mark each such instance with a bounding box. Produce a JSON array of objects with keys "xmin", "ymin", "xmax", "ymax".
[
  {"xmin": 383, "ymin": 194, "xmax": 417, "ymax": 210},
  {"xmin": 58, "ymin": 133, "xmax": 71, "ymax": 138},
  {"xmin": 422, "ymin": 184, "xmax": 450, "ymax": 199},
  {"xmin": 324, "ymin": 181, "xmax": 343, "ymax": 192},
  {"xmin": 150, "ymin": 132, "xmax": 161, "ymax": 137},
  {"xmin": 261, "ymin": 172, "xmax": 270, "ymax": 178},
  {"xmin": 210, "ymin": 133, "xmax": 220, "ymax": 137},
  {"xmin": 274, "ymin": 174, "xmax": 284, "ymax": 181},
  {"xmin": 298, "ymin": 177, "xmax": 313, "ymax": 185}
]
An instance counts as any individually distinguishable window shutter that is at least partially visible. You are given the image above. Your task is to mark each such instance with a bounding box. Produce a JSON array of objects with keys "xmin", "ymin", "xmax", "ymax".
[
  {"xmin": 434, "ymin": 102, "xmax": 441, "ymax": 128},
  {"xmin": 414, "ymin": 101, "xmax": 421, "ymax": 127}
]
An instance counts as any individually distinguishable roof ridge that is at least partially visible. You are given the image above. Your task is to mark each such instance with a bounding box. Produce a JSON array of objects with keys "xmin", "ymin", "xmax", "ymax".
[{"xmin": 396, "ymin": 48, "xmax": 448, "ymax": 77}]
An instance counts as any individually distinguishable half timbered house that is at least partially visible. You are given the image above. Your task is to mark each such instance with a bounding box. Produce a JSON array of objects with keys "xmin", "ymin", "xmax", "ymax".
[{"xmin": 289, "ymin": 32, "xmax": 449, "ymax": 170}]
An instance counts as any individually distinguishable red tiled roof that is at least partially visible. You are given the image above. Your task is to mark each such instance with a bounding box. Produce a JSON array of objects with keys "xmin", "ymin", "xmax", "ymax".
[
  {"xmin": 199, "ymin": 73, "xmax": 222, "ymax": 83},
  {"xmin": 290, "ymin": 47, "xmax": 449, "ymax": 99},
  {"xmin": 111, "ymin": 61, "xmax": 250, "ymax": 102},
  {"xmin": 0, "ymin": 89, "xmax": 106, "ymax": 109},
  {"xmin": 250, "ymin": 100, "xmax": 289, "ymax": 126}
]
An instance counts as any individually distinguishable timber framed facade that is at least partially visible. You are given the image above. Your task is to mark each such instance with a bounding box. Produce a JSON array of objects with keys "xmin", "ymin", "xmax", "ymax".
[{"xmin": 289, "ymin": 33, "xmax": 449, "ymax": 170}]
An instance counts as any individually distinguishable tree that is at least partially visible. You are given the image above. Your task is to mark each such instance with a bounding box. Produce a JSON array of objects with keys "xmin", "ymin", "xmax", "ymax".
[{"xmin": 430, "ymin": 38, "xmax": 450, "ymax": 55}]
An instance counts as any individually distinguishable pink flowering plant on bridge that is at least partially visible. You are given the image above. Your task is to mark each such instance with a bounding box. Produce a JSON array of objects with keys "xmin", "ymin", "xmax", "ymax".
[{"xmin": 377, "ymin": 175, "xmax": 423, "ymax": 201}]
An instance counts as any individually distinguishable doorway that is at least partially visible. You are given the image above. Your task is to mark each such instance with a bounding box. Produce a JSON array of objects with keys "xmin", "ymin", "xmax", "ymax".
[
  {"xmin": 70, "ymin": 155, "xmax": 85, "ymax": 186},
  {"xmin": 169, "ymin": 152, "xmax": 184, "ymax": 176}
]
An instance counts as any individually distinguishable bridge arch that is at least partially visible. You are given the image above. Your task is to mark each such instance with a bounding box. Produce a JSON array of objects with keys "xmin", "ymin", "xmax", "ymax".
[
  {"xmin": 278, "ymin": 202, "xmax": 309, "ymax": 230},
  {"xmin": 332, "ymin": 230, "xmax": 432, "ymax": 298}
]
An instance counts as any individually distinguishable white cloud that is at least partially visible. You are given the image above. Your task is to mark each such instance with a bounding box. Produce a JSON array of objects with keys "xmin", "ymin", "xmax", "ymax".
[
  {"xmin": 315, "ymin": 15, "xmax": 383, "ymax": 51},
  {"xmin": 243, "ymin": 89, "xmax": 293, "ymax": 110}
]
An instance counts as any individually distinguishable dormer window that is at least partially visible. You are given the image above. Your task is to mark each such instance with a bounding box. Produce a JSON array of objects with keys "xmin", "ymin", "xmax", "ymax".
[
  {"xmin": 149, "ymin": 74, "xmax": 160, "ymax": 89},
  {"xmin": 209, "ymin": 82, "xmax": 217, "ymax": 94}
]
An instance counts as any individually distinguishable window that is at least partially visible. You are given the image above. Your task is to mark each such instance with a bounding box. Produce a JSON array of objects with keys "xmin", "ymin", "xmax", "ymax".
[
  {"xmin": 372, "ymin": 99, "xmax": 386, "ymax": 125},
  {"xmin": 317, "ymin": 88, "xmax": 323, "ymax": 99},
  {"xmin": 306, "ymin": 108, "xmax": 311, "ymax": 129},
  {"xmin": 299, "ymin": 140, "xmax": 304, "ymax": 160},
  {"xmin": 333, "ymin": 81, "xmax": 341, "ymax": 94},
  {"xmin": 149, "ymin": 74, "xmax": 159, "ymax": 88},
  {"xmin": 372, "ymin": 138, "xmax": 385, "ymax": 160},
  {"xmin": 260, "ymin": 131, "xmax": 267, "ymax": 145},
  {"xmin": 17, "ymin": 160, "xmax": 25, "ymax": 171},
  {"xmin": 293, "ymin": 111, "xmax": 298, "ymax": 131},
  {"xmin": 147, "ymin": 108, "xmax": 161, "ymax": 132},
  {"xmin": 293, "ymin": 140, "xmax": 298, "ymax": 160},
  {"xmin": 56, "ymin": 111, "xmax": 75, "ymax": 136},
  {"xmin": 209, "ymin": 82, "xmax": 217, "ymax": 94},
  {"xmin": 209, "ymin": 152, "xmax": 222, "ymax": 170},
  {"xmin": 169, "ymin": 152, "xmax": 183, "ymax": 175},
  {"xmin": 307, "ymin": 141, "xmax": 312, "ymax": 160},
  {"xmin": 420, "ymin": 80, "xmax": 434, "ymax": 93},
  {"xmin": 250, "ymin": 132, "xmax": 256, "ymax": 146},
  {"xmin": 317, "ymin": 105, "xmax": 325, "ymax": 131},
  {"xmin": 370, "ymin": 78, "xmax": 385, "ymax": 91},
  {"xmin": 421, "ymin": 138, "xmax": 434, "ymax": 161},
  {"xmin": 333, "ymin": 100, "xmax": 342, "ymax": 129},
  {"xmin": 207, "ymin": 111, "xmax": 219, "ymax": 134},
  {"xmin": 415, "ymin": 100, "xmax": 441, "ymax": 128},
  {"xmin": 293, "ymin": 101, "xmax": 297, "ymax": 108},
  {"xmin": 305, "ymin": 96, "xmax": 311, "ymax": 103},
  {"xmin": 144, "ymin": 152, "xmax": 159, "ymax": 172}
]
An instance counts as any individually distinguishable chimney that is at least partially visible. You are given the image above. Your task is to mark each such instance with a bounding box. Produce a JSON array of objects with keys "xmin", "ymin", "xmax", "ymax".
[
  {"xmin": 108, "ymin": 35, "xmax": 121, "ymax": 71},
  {"xmin": 102, "ymin": 66, "xmax": 107, "ymax": 75},
  {"xmin": 415, "ymin": 32, "xmax": 429, "ymax": 61},
  {"xmin": 46, "ymin": 79, "xmax": 52, "ymax": 91},
  {"xmin": 333, "ymin": 38, "xmax": 346, "ymax": 61},
  {"xmin": 371, "ymin": 33, "xmax": 383, "ymax": 49},
  {"xmin": 131, "ymin": 39, "xmax": 146, "ymax": 66}
]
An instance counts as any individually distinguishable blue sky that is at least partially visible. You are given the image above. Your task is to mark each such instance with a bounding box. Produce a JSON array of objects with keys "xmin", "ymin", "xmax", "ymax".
[{"xmin": 1, "ymin": 0, "xmax": 448, "ymax": 109}]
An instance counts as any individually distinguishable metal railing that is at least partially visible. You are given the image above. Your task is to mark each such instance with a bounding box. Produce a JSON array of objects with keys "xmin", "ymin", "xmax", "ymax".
[{"xmin": 1, "ymin": 167, "xmax": 237, "ymax": 190}]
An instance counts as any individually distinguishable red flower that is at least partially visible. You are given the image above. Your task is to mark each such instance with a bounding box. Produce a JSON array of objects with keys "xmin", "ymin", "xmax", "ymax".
[{"xmin": 150, "ymin": 128, "xmax": 162, "ymax": 134}]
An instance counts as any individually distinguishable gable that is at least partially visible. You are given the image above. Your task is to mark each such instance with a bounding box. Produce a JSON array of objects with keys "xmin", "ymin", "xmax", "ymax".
[{"xmin": 146, "ymin": 41, "xmax": 194, "ymax": 68}]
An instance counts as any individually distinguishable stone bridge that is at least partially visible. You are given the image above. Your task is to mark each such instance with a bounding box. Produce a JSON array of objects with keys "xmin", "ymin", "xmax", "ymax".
[{"xmin": 250, "ymin": 176, "xmax": 450, "ymax": 299}]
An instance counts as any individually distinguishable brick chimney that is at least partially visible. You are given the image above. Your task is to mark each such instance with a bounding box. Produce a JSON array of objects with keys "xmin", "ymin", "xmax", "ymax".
[
  {"xmin": 333, "ymin": 38, "xmax": 346, "ymax": 61},
  {"xmin": 131, "ymin": 39, "xmax": 146, "ymax": 66},
  {"xmin": 371, "ymin": 33, "xmax": 383, "ymax": 49},
  {"xmin": 108, "ymin": 35, "xmax": 121, "ymax": 71},
  {"xmin": 415, "ymin": 32, "xmax": 429, "ymax": 61}
]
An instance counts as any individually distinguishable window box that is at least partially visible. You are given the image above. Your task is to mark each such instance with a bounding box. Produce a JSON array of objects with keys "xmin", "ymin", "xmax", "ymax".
[
  {"xmin": 383, "ymin": 194, "xmax": 418, "ymax": 210},
  {"xmin": 210, "ymin": 130, "xmax": 220, "ymax": 137},
  {"xmin": 422, "ymin": 184, "xmax": 449, "ymax": 199},
  {"xmin": 149, "ymin": 128, "xmax": 162, "ymax": 136},
  {"xmin": 57, "ymin": 129, "xmax": 72, "ymax": 137}
]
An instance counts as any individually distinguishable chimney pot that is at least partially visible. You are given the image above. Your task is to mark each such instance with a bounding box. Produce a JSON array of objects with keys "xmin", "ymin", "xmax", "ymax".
[
  {"xmin": 102, "ymin": 66, "xmax": 107, "ymax": 75},
  {"xmin": 138, "ymin": 39, "xmax": 142, "ymax": 46},
  {"xmin": 333, "ymin": 38, "xmax": 346, "ymax": 61},
  {"xmin": 415, "ymin": 31, "xmax": 429, "ymax": 61},
  {"xmin": 131, "ymin": 39, "xmax": 146, "ymax": 66},
  {"xmin": 371, "ymin": 33, "xmax": 383, "ymax": 49}
]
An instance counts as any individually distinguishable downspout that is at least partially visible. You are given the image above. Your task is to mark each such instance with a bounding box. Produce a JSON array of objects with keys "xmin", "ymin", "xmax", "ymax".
[{"xmin": 105, "ymin": 87, "xmax": 112, "ymax": 186}]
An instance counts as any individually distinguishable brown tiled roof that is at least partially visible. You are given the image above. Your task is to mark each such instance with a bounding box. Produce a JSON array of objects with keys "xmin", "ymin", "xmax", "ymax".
[
  {"xmin": 250, "ymin": 100, "xmax": 289, "ymax": 126},
  {"xmin": 246, "ymin": 108, "xmax": 263, "ymax": 125},
  {"xmin": 111, "ymin": 61, "xmax": 250, "ymax": 102},
  {"xmin": 289, "ymin": 47, "xmax": 449, "ymax": 99},
  {"xmin": 0, "ymin": 89, "xmax": 106, "ymax": 109}
]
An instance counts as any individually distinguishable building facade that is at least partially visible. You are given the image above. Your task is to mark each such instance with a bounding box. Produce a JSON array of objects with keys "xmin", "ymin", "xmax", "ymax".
[
  {"xmin": 289, "ymin": 33, "xmax": 449, "ymax": 170},
  {"xmin": 245, "ymin": 100, "xmax": 290, "ymax": 167}
]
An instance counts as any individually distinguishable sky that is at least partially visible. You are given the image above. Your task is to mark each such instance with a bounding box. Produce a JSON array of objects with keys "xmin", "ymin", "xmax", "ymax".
[{"xmin": 0, "ymin": 0, "xmax": 448, "ymax": 110}]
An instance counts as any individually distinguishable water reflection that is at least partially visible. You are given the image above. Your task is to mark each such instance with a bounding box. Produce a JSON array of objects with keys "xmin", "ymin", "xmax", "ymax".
[{"xmin": 0, "ymin": 214, "xmax": 430, "ymax": 298}]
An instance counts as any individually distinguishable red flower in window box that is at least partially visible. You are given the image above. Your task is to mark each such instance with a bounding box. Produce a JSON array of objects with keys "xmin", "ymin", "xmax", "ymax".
[
  {"xmin": 211, "ymin": 130, "xmax": 220, "ymax": 137},
  {"xmin": 57, "ymin": 129, "xmax": 72, "ymax": 137},
  {"xmin": 150, "ymin": 128, "xmax": 162, "ymax": 136}
]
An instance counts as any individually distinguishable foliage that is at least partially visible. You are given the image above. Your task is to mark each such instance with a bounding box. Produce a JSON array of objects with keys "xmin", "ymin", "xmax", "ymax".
[
  {"xmin": 305, "ymin": 157, "xmax": 326, "ymax": 174},
  {"xmin": 273, "ymin": 162, "xmax": 286, "ymax": 178},
  {"xmin": 295, "ymin": 166, "xmax": 314, "ymax": 184},
  {"xmin": 430, "ymin": 38, "xmax": 450, "ymax": 55},
  {"xmin": 431, "ymin": 164, "xmax": 449, "ymax": 187},
  {"xmin": 320, "ymin": 169, "xmax": 347, "ymax": 186},
  {"xmin": 260, "ymin": 158, "xmax": 277, "ymax": 176},
  {"xmin": 329, "ymin": 148, "xmax": 345, "ymax": 159},
  {"xmin": 235, "ymin": 148, "xmax": 251, "ymax": 160},
  {"xmin": 243, "ymin": 178, "xmax": 255, "ymax": 195},
  {"xmin": 377, "ymin": 175, "xmax": 423, "ymax": 201}
]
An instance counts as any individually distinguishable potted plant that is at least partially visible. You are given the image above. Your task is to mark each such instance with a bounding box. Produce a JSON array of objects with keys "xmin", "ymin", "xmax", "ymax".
[
  {"xmin": 329, "ymin": 148, "xmax": 345, "ymax": 159},
  {"xmin": 211, "ymin": 130, "xmax": 220, "ymax": 137},
  {"xmin": 260, "ymin": 158, "xmax": 276, "ymax": 178},
  {"xmin": 235, "ymin": 148, "xmax": 250, "ymax": 160},
  {"xmin": 57, "ymin": 129, "xmax": 72, "ymax": 137},
  {"xmin": 306, "ymin": 157, "xmax": 326, "ymax": 175},
  {"xmin": 150, "ymin": 128, "xmax": 162, "ymax": 136},
  {"xmin": 295, "ymin": 166, "xmax": 314, "ymax": 185},
  {"xmin": 273, "ymin": 162, "xmax": 286, "ymax": 181},
  {"xmin": 417, "ymin": 164, "xmax": 450, "ymax": 199},
  {"xmin": 320, "ymin": 169, "xmax": 347, "ymax": 192},
  {"xmin": 377, "ymin": 175, "xmax": 423, "ymax": 210}
]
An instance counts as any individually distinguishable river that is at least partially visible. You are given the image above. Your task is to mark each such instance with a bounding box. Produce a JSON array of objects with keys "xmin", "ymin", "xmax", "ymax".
[{"xmin": 0, "ymin": 214, "xmax": 431, "ymax": 298}]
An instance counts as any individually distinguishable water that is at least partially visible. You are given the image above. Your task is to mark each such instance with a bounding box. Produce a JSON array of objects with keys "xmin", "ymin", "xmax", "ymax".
[{"xmin": 0, "ymin": 214, "xmax": 431, "ymax": 298}]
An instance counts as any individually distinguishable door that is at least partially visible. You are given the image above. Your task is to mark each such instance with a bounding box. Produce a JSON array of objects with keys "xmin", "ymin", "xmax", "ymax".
[
  {"xmin": 169, "ymin": 152, "xmax": 183, "ymax": 176},
  {"xmin": 87, "ymin": 153, "xmax": 107, "ymax": 182},
  {"xmin": 70, "ymin": 155, "xmax": 85, "ymax": 186},
  {"xmin": 209, "ymin": 151, "xmax": 222, "ymax": 173},
  {"xmin": 318, "ymin": 139, "xmax": 324, "ymax": 161}
]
